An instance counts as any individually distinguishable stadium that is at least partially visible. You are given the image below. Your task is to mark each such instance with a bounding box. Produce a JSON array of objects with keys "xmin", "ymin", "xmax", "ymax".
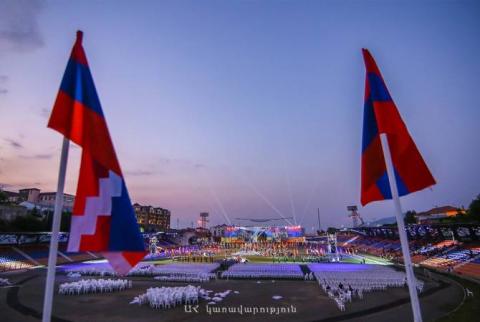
[
  {"xmin": 1, "ymin": 221, "xmax": 479, "ymax": 322},
  {"xmin": 1, "ymin": 1, "xmax": 480, "ymax": 322}
]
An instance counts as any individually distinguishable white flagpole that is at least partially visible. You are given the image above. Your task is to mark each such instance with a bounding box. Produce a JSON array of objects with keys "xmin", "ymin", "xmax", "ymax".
[
  {"xmin": 380, "ymin": 133, "xmax": 422, "ymax": 322},
  {"xmin": 42, "ymin": 137, "xmax": 70, "ymax": 322}
]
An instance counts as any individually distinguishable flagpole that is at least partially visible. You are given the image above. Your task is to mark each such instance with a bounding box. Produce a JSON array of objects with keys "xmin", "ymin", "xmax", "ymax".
[
  {"xmin": 42, "ymin": 137, "xmax": 70, "ymax": 322},
  {"xmin": 380, "ymin": 133, "xmax": 422, "ymax": 322}
]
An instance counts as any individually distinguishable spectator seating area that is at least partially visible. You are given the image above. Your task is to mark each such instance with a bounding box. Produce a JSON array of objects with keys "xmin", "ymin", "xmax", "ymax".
[
  {"xmin": 338, "ymin": 233, "xmax": 480, "ymax": 280},
  {"xmin": 341, "ymin": 236, "xmax": 402, "ymax": 257},
  {"xmin": 420, "ymin": 246, "xmax": 480, "ymax": 270},
  {"xmin": 410, "ymin": 240, "xmax": 457, "ymax": 264},
  {"xmin": 0, "ymin": 250, "xmax": 35, "ymax": 271},
  {"xmin": 415, "ymin": 240, "xmax": 456, "ymax": 255},
  {"xmin": 156, "ymin": 240, "xmax": 178, "ymax": 247},
  {"xmin": 0, "ymin": 244, "xmax": 100, "ymax": 272},
  {"xmin": 455, "ymin": 256, "xmax": 480, "ymax": 278}
]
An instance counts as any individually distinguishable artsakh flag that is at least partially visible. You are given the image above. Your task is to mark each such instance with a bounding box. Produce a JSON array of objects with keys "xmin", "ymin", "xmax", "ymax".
[
  {"xmin": 361, "ymin": 49, "xmax": 435, "ymax": 206},
  {"xmin": 48, "ymin": 31, "xmax": 146, "ymax": 274}
]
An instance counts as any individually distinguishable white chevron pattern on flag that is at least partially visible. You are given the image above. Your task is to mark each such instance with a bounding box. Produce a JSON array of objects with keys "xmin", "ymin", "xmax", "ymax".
[
  {"xmin": 103, "ymin": 252, "xmax": 133, "ymax": 275},
  {"xmin": 67, "ymin": 170, "xmax": 123, "ymax": 252}
]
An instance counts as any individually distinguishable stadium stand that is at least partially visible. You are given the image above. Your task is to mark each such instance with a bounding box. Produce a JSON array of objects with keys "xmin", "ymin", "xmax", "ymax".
[
  {"xmin": 337, "ymin": 231, "xmax": 480, "ymax": 280},
  {"xmin": 0, "ymin": 248, "xmax": 35, "ymax": 271},
  {"xmin": 455, "ymin": 257, "xmax": 480, "ymax": 278},
  {"xmin": 0, "ymin": 244, "xmax": 100, "ymax": 272}
]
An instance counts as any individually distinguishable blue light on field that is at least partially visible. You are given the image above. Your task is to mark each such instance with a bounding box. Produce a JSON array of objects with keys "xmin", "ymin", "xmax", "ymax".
[{"xmin": 308, "ymin": 263, "xmax": 372, "ymax": 272}]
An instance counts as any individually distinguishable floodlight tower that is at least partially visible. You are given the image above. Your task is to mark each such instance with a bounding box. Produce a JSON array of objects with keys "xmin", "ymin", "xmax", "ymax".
[
  {"xmin": 199, "ymin": 212, "xmax": 209, "ymax": 229},
  {"xmin": 347, "ymin": 205, "xmax": 364, "ymax": 228}
]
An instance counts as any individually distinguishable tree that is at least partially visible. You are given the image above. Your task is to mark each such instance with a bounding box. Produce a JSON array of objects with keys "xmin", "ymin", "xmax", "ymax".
[
  {"xmin": 0, "ymin": 218, "xmax": 9, "ymax": 231},
  {"xmin": 327, "ymin": 227, "xmax": 337, "ymax": 234},
  {"xmin": 44, "ymin": 210, "xmax": 72, "ymax": 232},
  {"xmin": 468, "ymin": 194, "xmax": 480, "ymax": 222},
  {"xmin": 10, "ymin": 214, "xmax": 47, "ymax": 232},
  {"xmin": 60, "ymin": 211, "xmax": 72, "ymax": 232},
  {"xmin": 404, "ymin": 210, "xmax": 417, "ymax": 224},
  {"xmin": 0, "ymin": 190, "xmax": 7, "ymax": 204},
  {"xmin": 30, "ymin": 207, "xmax": 40, "ymax": 217}
]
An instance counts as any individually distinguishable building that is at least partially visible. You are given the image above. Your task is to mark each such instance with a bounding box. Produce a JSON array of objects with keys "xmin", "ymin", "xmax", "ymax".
[
  {"xmin": 416, "ymin": 206, "xmax": 466, "ymax": 223},
  {"xmin": 18, "ymin": 188, "xmax": 40, "ymax": 203},
  {"xmin": 37, "ymin": 192, "xmax": 75, "ymax": 210},
  {"xmin": 2, "ymin": 190, "xmax": 21, "ymax": 203},
  {"xmin": 199, "ymin": 212, "xmax": 209, "ymax": 229},
  {"xmin": 4, "ymin": 187, "xmax": 75, "ymax": 212},
  {"xmin": 133, "ymin": 203, "xmax": 171, "ymax": 232}
]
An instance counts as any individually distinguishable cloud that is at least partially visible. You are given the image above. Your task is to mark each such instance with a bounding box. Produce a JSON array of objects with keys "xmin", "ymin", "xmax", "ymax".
[
  {"xmin": 157, "ymin": 157, "xmax": 206, "ymax": 170},
  {"xmin": 158, "ymin": 157, "xmax": 172, "ymax": 164},
  {"xmin": 124, "ymin": 159, "xmax": 205, "ymax": 177},
  {"xmin": 19, "ymin": 153, "xmax": 53, "ymax": 160},
  {"xmin": 39, "ymin": 107, "xmax": 50, "ymax": 119},
  {"xmin": 125, "ymin": 170, "xmax": 155, "ymax": 177},
  {"xmin": 4, "ymin": 138, "xmax": 23, "ymax": 149},
  {"xmin": 0, "ymin": 0, "xmax": 45, "ymax": 52},
  {"xmin": 0, "ymin": 89, "xmax": 7, "ymax": 95}
]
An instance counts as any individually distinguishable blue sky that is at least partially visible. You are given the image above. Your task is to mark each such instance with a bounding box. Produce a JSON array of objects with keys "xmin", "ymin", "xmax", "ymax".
[{"xmin": 0, "ymin": 0, "xmax": 479, "ymax": 231}]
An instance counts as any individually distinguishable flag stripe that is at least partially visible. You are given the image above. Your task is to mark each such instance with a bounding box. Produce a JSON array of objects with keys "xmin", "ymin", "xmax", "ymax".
[
  {"xmin": 48, "ymin": 91, "xmax": 122, "ymax": 175},
  {"xmin": 361, "ymin": 48, "xmax": 435, "ymax": 206},
  {"xmin": 59, "ymin": 58, "xmax": 104, "ymax": 117},
  {"xmin": 375, "ymin": 172, "xmax": 392, "ymax": 199},
  {"xmin": 362, "ymin": 98, "xmax": 379, "ymax": 151},
  {"xmin": 109, "ymin": 182, "xmax": 145, "ymax": 251},
  {"xmin": 367, "ymin": 73, "xmax": 392, "ymax": 102}
]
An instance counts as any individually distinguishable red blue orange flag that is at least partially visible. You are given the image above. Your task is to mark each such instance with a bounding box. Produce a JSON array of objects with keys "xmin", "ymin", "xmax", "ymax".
[
  {"xmin": 361, "ymin": 49, "xmax": 435, "ymax": 206},
  {"xmin": 48, "ymin": 31, "xmax": 146, "ymax": 274}
]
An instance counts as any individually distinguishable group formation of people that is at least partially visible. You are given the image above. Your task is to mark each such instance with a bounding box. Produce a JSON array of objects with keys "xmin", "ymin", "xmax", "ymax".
[
  {"xmin": 175, "ymin": 255, "xmax": 216, "ymax": 263},
  {"xmin": 66, "ymin": 271, "xmax": 81, "ymax": 278},
  {"xmin": 66, "ymin": 263, "xmax": 220, "ymax": 279},
  {"xmin": 135, "ymin": 263, "xmax": 219, "ymax": 276},
  {"xmin": 130, "ymin": 285, "xmax": 200, "ymax": 309},
  {"xmin": 221, "ymin": 263, "xmax": 305, "ymax": 279},
  {"xmin": 0, "ymin": 278, "xmax": 11, "ymax": 286},
  {"xmin": 304, "ymin": 272, "xmax": 316, "ymax": 280},
  {"xmin": 308, "ymin": 264, "xmax": 424, "ymax": 311},
  {"xmin": 199, "ymin": 288, "xmax": 233, "ymax": 304},
  {"xmin": 58, "ymin": 278, "xmax": 132, "ymax": 295},
  {"xmin": 153, "ymin": 272, "xmax": 215, "ymax": 283},
  {"xmin": 66, "ymin": 267, "xmax": 117, "ymax": 277}
]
